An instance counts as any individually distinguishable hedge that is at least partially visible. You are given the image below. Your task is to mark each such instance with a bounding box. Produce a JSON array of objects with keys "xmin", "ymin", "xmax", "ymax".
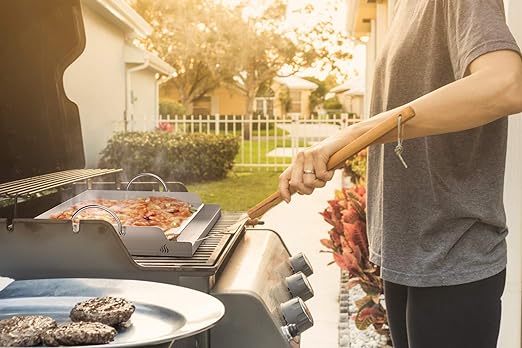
[{"xmin": 99, "ymin": 132, "xmax": 240, "ymax": 183}]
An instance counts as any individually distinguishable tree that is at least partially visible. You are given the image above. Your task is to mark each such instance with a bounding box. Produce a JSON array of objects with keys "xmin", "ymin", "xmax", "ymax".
[
  {"xmin": 132, "ymin": 0, "xmax": 241, "ymax": 109},
  {"xmin": 228, "ymin": 0, "xmax": 351, "ymax": 138},
  {"xmin": 130, "ymin": 0, "xmax": 353, "ymax": 129},
  {"xmin": 304, "ymin": 75, "xmax": 339, "ymax": 114}
]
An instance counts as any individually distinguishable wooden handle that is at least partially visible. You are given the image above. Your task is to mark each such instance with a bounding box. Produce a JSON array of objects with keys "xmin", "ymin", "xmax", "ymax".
[{"xmin": 247, "ymin": 106, "xmax": 416, "ymax": 219}]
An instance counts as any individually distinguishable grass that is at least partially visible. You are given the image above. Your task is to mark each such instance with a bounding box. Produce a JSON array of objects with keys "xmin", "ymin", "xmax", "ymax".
[
  {"xmin": 188, "ymin": 138, "xmax": 309, "ymax": 211},
  {"xmin": 187, "ymin": 171, "xmax": 281, "ymax": 211},
  {"xmin": 235, "ymin": 139, "xmax": 308, "ymax": 167}
]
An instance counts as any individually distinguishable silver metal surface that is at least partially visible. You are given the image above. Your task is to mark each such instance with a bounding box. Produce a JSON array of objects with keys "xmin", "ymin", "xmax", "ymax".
[
  {"xmin": 0, "ymin": 213, "xmax": 246, "ymax": 293},
  {"xmin": 280, "ymin": 297, "xmax": 313, "ymax": 334},
  {"xmin": 288, "ymin": 253, "xmax": 313, "ymax": 277},
  {"xmin": 35, "ymin": 190, "xmax": 220, "ymax": 257},
  {"xmin": 126, "ymin": 173, "xmax": 168, "ymax": 192},
  {"xmin": 0, "ymin": 169, "xmax": 122, "ymax": 198},
  {"xmin": 0, "ymin": 278, "xmax": 225, "ymax": 347},
  {"xmin": 285, "ymin": 272, "xmax": 314, "ymax": 301},
  {"xmin": 211, "ymin": 229, "xmax": 299, "ymax": 348},
  {"xmin": 71, "ymin": 204, "xmax": 124, "ymax": 236}
]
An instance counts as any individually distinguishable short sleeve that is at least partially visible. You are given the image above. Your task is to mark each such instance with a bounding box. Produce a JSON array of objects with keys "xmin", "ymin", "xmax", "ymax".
[{"xmin": 445, "ymin": 0, "xmax": 521, "ymax": 79}]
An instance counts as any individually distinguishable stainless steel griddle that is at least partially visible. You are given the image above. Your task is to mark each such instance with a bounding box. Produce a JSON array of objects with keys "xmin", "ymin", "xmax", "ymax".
[{"xmin": 35, "ymin": 190, "xmax": 221, "ymax": 257}]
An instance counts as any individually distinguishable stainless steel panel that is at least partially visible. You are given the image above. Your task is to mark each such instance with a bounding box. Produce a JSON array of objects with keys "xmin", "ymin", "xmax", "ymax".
[
  {"xmin": 211, "ymin": 229, "xmax": 298, "ymax": 348},
  {"xmin": 0, "ymin": 214, "xmax": 245, "ymax": 293},
  {"xmin": 0, "ymin": 278, "xmax": 225, "ymax": 347}
]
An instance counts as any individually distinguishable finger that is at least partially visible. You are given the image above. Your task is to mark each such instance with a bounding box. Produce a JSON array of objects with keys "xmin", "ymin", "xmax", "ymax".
[
  {"xmin": 313, "ymin": 149, "xmax": 335, "ymax": 182},
  {"xmin": 303, "ymin": 150, "xmax": 316, "ymax": 188},
  {"xmin": 278, "ymin": 168, "xmax": 292, "ymax": 203},
  {"xmin": 296, "ymin": 185, "xmax": 314, "ymax": 195},
  {"xmin": 313, "ymin": 179, "xmax": 327, "ymax": 188},
  {"xmin": 289, "ymin": 152, "xmax": 305, "ymax": 193}
]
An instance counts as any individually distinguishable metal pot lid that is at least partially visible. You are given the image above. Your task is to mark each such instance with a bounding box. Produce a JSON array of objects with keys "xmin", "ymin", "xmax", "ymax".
[{"xmin": 0, "ymin": 278, "xmax": 225, "ymax": 347}]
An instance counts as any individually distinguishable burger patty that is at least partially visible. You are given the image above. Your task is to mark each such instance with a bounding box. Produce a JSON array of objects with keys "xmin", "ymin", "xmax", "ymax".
[
  {"xmin": 42, "ymin": 321, "xmax": 117, "ymax": 346},
  {"xmin": 0, "ymin": 315, "xmax": 57, "ymax": 347},
  {"xmin": 70, "ymin": 297, "xmax": 135, "ymax": 327}
]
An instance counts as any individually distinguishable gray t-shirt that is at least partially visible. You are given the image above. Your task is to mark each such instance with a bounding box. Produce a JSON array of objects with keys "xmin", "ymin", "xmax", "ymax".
[{"xmin": 367, "ymin": 0, "xmax": 521, "ymax": 287}]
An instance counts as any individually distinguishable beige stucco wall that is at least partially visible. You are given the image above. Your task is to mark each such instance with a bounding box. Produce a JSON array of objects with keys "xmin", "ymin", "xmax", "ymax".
[
  {"xmin": 64, "ymin": 2, "xmax": 160, "ymax": 167},
  {"xmin": 271, "ymin": 82, "xmax": 313, "ymax": 118},
  {"xmin": 160, "ymin": 85, "xmax": 247, "ymax": 115},
  {"xmin": 63, "ymin": 2, "xmax": 127, "ymax": 168},
  {"xmin": 211, "ymin": 86, "xmax": 247, "ymax": 115},
  {"xmin": 339, "ymin": 94, "xmax": 364, "ymax": 118}
]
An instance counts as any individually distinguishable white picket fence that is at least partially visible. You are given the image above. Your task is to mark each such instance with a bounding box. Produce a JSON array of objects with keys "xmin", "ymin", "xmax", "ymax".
[{"xmin": 157, "ymin": 114, "xmax": 361, "ymax": 170}]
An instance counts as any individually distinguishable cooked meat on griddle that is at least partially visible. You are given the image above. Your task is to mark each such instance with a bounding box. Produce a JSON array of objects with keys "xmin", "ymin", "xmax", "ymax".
[
  {"xmin": 42, "ymin": 321, "xmax": 117, "ymax": 346},
  {"xmin": 70, "ymin": 297, "xmax": 135, "ymax": 327},
  {"xmin": 50, "ymin": 196, "xmax": 193, "ymax": 236},
  {"xmin": 0, "ymin": 315, "xmax": 57, "ymax": 347}
]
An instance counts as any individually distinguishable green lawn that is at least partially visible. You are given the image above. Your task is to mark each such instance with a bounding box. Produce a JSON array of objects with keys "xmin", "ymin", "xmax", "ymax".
[
  {"xmin": 235, "ymin": 139, "xmax": 308, "ymax": 168},
  {"xmin": 187, "ymin": 171, "xmax": 281, "ymax": 211}
]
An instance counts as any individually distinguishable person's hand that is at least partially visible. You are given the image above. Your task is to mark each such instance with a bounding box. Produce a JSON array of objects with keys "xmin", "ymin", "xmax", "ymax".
[{"xmin": 278, "ymin": 143, "xmax": 336, "ymax": 203}]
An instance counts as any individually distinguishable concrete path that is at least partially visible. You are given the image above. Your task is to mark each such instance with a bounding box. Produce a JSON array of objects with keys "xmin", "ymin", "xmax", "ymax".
[
  {"xmin": 277, "ymin": 123, "xmax": 341, "ymax": 139},
  {"xmin": 258, "ymin": 171, "xmax": 343, "ymax": 348}
]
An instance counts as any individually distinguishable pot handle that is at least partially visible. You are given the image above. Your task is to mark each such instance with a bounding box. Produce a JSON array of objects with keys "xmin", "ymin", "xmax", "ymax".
[
  {"xmin": 71, "ymin": 204, "xmax": 125, "ymax": 236},
  {"xmin": 126, "ymin": 173, "xmax": 169, "ymax": 192}
]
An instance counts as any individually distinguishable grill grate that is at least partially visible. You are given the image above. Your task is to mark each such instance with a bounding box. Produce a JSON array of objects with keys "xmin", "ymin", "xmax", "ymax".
[
  {"xmin": 134, "ymin": 213, "xmax": 245, "ymax": 270},
  {"xmin": 0, "ymin": 169, "xmax": 122, "ymax": 198}
]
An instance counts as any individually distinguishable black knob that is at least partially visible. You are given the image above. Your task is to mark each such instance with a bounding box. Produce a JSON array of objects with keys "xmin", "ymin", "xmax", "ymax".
[
  {"xmin": 289, "ymin": 252, "xmax": 313, "ymax": 277},
  {"xmin": 286, "ymin": 272, "xmax": 314, "ymax": 301},
  {"xmin": 280, "ymin": 297, "xmax": 314, "ymax": 334}
]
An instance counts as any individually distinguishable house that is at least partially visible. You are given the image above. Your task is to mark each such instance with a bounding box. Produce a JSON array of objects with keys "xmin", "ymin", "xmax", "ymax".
[
  {"xmin": 63, "ymin": 0, "xmax": 175, "ymax": 167},
  {"xmin": 329, "ymin": 78, "xmax": 365, "ymax": 118},
  {"xmin": 161, "ymin": 75, "xmax": 318, "ymax": 118},
  {"xmin": 346, "ymin": 0, "xmax": 522, "ymax": 347}
]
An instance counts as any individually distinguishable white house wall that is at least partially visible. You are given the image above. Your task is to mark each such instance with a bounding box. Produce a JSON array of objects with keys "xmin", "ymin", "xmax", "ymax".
[
  {"xmin": 63, "ymin": 2, "xmax": 127, "ymax": 168},
  {"xmin": 129, "ymin": 69, "xmax": 157, "ymax": 131},
  {"xmin": 498, "ymin": 1, "xmax": 522, "ymax": 347}
]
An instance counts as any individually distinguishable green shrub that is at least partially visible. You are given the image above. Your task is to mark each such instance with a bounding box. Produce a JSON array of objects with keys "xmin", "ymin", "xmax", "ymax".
[
  {"xmin": 99, "ymin": 132, "xmax": 240, "ymax": 183},
  {"xmin": 159, "ymin": 99, "xmax": 187, "ymax": 115}
]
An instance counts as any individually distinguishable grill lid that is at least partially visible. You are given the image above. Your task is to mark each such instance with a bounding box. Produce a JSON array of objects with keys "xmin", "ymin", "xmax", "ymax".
[{"xmin": 0, "ymin": 0, "xmax": 86, "ymax": 183}]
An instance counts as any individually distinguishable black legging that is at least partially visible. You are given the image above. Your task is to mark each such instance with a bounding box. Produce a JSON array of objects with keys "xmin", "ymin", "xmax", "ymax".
[{"xmin": 384, "ymin": 269, "xmax": 506, "ymax": 348}]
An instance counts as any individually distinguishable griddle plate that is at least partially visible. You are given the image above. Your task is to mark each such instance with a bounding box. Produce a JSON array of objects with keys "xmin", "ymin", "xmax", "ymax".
[{"xmin": 0, "ymin": 278, "xmax": 225, "ymax": 347}]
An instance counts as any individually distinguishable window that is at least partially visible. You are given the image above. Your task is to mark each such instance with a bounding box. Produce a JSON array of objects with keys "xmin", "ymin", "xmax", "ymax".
[
  {"xmin": 254, "ymin": 97, "xmax": 274, "ymax": 116},
  {"xmin": 289, "ymin": 91, "xmax": 301, "ymax": 113},
  {"xmin": 192, "ymin": 96, "xmax": 211, "ymax": 115}
]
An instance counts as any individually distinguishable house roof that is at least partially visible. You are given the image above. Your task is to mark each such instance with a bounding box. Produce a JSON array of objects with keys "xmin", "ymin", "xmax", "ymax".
[
  {"xmin": 124, "ymin": 45, "xmax": 176, "ymax": 76},
  {"xmin": 330, "ymin": 78, "xmax": 365, "ymax": 96},
  {"xmin": 274, "ymin": 76, "xmax": 318, "ymax": 90},
  {"xmin": 83, "ymin": 0, "xmax": 152, "ymax": 39}
]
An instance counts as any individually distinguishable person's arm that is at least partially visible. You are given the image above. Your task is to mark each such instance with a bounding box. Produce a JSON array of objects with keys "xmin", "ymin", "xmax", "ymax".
[{"xmin": 279, "ymin": 49, "xmax": 522, "ymax": 202}]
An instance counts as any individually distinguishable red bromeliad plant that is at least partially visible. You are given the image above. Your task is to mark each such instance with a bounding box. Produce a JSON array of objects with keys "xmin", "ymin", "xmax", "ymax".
[{"xmin": 321, "ymin": 150, "xmax": 391, "ymax": 340}]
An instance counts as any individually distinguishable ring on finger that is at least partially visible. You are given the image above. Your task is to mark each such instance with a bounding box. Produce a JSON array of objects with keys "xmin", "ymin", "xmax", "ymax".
[{"xmin": 303, "ymin": 169, "xmax": 315, "ymax": 175}]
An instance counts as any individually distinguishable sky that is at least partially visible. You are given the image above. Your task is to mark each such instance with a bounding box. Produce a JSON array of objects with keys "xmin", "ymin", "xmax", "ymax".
[{"xmin": 216, "ymin": 0, "xmax": 365, "ymax": 82}]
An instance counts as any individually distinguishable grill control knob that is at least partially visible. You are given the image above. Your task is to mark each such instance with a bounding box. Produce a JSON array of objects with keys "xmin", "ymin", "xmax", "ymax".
[
  {"xmin": 289, "ymin": 252, "xmax": 313, "ymax": 277},
  {"xmin": 286, "ymin": 272, "xmax": 314, "ymax": 301},
  {"xmin": 280, "ymin": 297, "xmax": 314, "ymax": 335}
]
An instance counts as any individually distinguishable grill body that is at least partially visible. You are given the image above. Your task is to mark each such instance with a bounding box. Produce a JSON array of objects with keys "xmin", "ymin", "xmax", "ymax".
[{"xmin": 0, "ymin": 213, "xmax": 306, "ymax": 348}]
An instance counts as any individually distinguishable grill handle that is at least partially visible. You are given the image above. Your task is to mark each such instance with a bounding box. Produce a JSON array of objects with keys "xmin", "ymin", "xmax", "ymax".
[
  {"xmin": 126, "ymin": 173, "xmax": 169, "ymax": 192},
  {"xmin": 247, "ymin": 106, "xmax": 416, "ymax": 220},
  {"xmin": 71, "ymin": 204, "xmax": 125, "ymax": 236}
]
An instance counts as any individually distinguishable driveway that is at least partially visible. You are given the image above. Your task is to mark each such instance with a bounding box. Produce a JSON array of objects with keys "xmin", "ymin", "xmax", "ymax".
[{"xmin": 258, "ymin": 171, "xmax": 342, "ymax": 348}]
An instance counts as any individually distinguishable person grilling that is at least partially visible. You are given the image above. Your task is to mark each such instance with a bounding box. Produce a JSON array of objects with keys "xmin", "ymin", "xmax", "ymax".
[{"xmin": 278, "ymin": 0, "xmax": 522, "ymax": 347}]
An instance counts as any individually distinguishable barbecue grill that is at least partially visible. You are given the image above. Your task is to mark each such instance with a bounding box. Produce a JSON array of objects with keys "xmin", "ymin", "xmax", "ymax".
[{"xmin": 0, "ymin": 1, "xmax": 317, "ymax": 347}]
